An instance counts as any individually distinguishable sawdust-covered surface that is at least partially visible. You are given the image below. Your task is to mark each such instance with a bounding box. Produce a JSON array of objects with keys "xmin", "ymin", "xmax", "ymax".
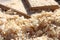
[{"xmin": 0, "ymin": 9, "xmax": 60, "ymax": 40}]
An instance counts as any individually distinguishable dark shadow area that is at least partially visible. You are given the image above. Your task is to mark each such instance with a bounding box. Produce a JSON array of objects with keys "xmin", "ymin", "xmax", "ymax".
[
  {"xmin": 21, "ymin": 0, "xmax": 33, "ymax": 15},
  {"xmin": 55, "ymin": 0, "xmax": 60, "ymax": 4}
]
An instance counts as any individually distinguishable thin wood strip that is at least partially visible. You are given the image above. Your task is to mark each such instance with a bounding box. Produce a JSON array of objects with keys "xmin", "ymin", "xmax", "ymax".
[
  {"xmin": 0, "ymin": 4, "xmax": 31, "ymax": 18},
  {"xmin": 30, "ymin": 5, "xmax": 59, "ymax": 11}
]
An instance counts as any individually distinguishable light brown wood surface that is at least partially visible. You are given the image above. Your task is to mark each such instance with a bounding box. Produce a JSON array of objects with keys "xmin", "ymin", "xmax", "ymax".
[
  {"xmin": 0, "ymin": 0, "xmax": 27, "ymax": 14},
  {"xmin": 0, "ymin": 4, "xmax": 31, "ymax": 18},
  {"xmin": 25, "ymin": 0, "xmax": 59, "ymax": 11}
]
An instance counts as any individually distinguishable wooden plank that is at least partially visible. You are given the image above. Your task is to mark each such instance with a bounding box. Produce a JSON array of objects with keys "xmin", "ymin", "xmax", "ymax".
[
  {"xmin": 0, "ymin": 4, "xmax": 31, "ymax": 18},
  {"xmin": 0, "ymin": 0, "xmax": 27, "ymax": 14},
  {"xmin": 25, "ymin": 0, "xmax": 59, "ymax": 11}
]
